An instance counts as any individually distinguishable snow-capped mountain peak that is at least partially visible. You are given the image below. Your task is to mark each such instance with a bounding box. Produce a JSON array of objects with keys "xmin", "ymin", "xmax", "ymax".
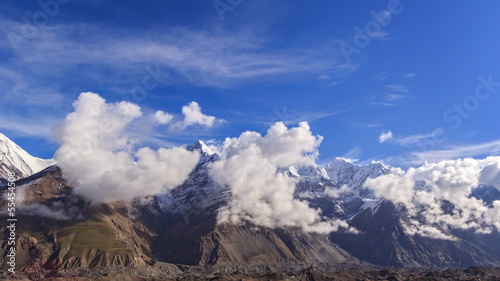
[
  {"xmin": 0, "ymin": 133, "xmax": 56, "ymax": 180},
  {"xmin": 324, "ymin": 158, "xmax": 388, "ymax": 198},
  {"xmin": 325, "ymin": 157, "xmax": 354, "ymax": 171},
  {"xmin": 292, "ymin": 164, "xmax": 330, "ymax": 179},
  {"xmin": 187, "ymin": 140, "xmax": 215, "ymax": 156},
  {"xmin": 357, "ymin": 162, "xmax": 389, "ymax": 179}
]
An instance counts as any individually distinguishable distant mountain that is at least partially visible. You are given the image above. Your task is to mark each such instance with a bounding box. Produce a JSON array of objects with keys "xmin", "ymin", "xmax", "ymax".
[
  {"xmin": 0, "ymin": 133, "xmax": 55, "ymax": 180},
  {"xmin": 330, "ymin": 200, "xmax": 499, "ymax": 267},
  {"xmin": 470, "ymin": 184, "xmax": 500, "ymax": 207},
  {"xmin": 324, "ymin": 158, "xmax": 388, "ymax": 198},
  {"xmin": 288, "ymin": 159, "xmax": 500, "ymax": 267}
]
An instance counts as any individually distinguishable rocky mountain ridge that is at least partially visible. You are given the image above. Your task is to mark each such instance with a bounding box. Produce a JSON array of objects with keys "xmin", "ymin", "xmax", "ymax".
[{"xmin": 0, "ymin": 136, "xmax": 499, "ymax": 278}]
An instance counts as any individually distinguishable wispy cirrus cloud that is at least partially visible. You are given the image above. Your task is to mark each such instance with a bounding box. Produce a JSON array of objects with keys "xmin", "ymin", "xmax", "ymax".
[
  {"xmin": 0, "ymin": 66, "xmax": 68, "ymax": 108},
  {"xmin": 385, "ymin": 84, "xmax": 410, "ymax": 93},
  {"xmin": 342, "ymin": 146, "xmax": 362, "ymax": 161},
  {"xmin": 370, "ymin": 84, "xmax": 413, "ymax": 106},
  {"xmin": 411, "ymin": 139, "xmax": 500, "ymax": 164},
  {"xmin": 2, "ymin": 20, "xmax": 355, "ymax": 88},
  {"xmin": 383, "ymin": 93, "xmax": 408, "ymax": 102},
  {"xmin": 402, "ymin": 72, "xmax": 416, "ymax": 78},
  {"xmin": 364, "ymin": 123, "xmax": 384, "ymax": 128},
  {"xmin": 379, "ymin": 128, "xmax": 444, "ymax": 147},
  {"xmin": 0, "ymin": 18, "xmax": 356, "ymax": 143},
  {"xmin": 317, "ymin": 74, "xmax": 330, "ymax": 80},
  {"xmin": 266, "ymin": 107, "xmax": 346, "ymax": 127},
  {"xmin": 0, "ymin": 114, "xmax": 60, "ymax": 138}
]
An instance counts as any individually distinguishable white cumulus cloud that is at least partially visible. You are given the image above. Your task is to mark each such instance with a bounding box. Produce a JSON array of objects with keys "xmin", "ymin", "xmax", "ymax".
[
  {"xmin": 54, "ymin": 92, "xmax": 200, "ymax": 203},
  {"xmin": 379, "ymin": 130, "xmax": 393, "ymax": 143},
  {"xmin": 209, "ymin": 121, "xmax": 355, "ymax": 234},
  {"xmin": 153, "ymin": 110, "xmax": 174, "ymax": 124},
  {"xmin": 174, "ymin": 101, "xmax": 224, "ymax": 129},
  {"xmin": 365, "ymin": 157, "xmax": 500, "ymax": 238}
]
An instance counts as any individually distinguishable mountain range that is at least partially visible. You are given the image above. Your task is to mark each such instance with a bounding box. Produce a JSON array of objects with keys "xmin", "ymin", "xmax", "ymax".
[{"xmin": 0, "ymin": 134, "xmax": 499, "ymax": 279}]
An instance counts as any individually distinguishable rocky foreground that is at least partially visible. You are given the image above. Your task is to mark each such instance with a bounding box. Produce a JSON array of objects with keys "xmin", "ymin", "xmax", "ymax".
[{"xmin": 3, "ymin": 264, "xmax": 500, "ymax": 281}]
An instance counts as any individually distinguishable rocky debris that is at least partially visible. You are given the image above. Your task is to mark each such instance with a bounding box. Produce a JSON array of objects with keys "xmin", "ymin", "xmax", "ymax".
[{"xmin": 3, "ymin": 265, "xmax": 500, "ymax": 281}]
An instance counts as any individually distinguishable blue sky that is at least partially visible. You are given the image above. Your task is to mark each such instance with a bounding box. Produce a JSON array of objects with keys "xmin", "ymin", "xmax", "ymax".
[{"xmin": 1, "ymin": 0, "xmax": 500, "ymax": 167}]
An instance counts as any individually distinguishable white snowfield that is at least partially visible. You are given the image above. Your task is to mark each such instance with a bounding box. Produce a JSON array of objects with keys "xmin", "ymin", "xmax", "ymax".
[{"xmin": 0, "ymin": 133, "xmax": 56, "ymax": 180}]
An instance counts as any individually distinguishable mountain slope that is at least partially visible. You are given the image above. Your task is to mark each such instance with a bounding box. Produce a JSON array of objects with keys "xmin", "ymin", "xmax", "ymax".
[
  {"xmin": 0, "ymin": 133, "xmax": 55, "ymax": 180},
  {"xmin": 0, "ymin": 167, "xmax": 157, "ymax": 271},
  {"xmin": 156, "ymin": 141, "xmax": 360, "ymax": 266},
  {"xmin": 156, "ymin": 196, "xmax": 359, "ymax": 266},
  {"xmin": 329, "ymin": 200, "xmax": 500, "ymax": 267},
  {"xmin": 0, "ymin": 141, "xmax": 361, "ymax": 272}
]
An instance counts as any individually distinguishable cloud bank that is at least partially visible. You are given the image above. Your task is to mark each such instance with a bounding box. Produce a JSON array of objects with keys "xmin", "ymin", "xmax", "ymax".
[
  {"xmin": 209, "ymin": 122, "xmax": 355, "ymax": 234},
  {"xmin": 51, "ymin": 93, "xmax": 352, "ymax": 234},
  {"xmin": 50, "ymin": 93, "xmax": 500, "ymax": 237},
  {"xmin": 366, "ymin": 157, "xmax": 500, "ymax": 238},
  {"xmin": 18, "ymin": 202, "xmax": 83, "ymax": 221},
  {"xmin": 54, "ymin": 92, "xmax": 200, "ymax": 202}
]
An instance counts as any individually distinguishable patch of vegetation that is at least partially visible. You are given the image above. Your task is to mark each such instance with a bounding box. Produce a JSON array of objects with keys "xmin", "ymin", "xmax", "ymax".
[{"xmin": 56, "ymin": 219, "xmax": 132, "ymax": 266}]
